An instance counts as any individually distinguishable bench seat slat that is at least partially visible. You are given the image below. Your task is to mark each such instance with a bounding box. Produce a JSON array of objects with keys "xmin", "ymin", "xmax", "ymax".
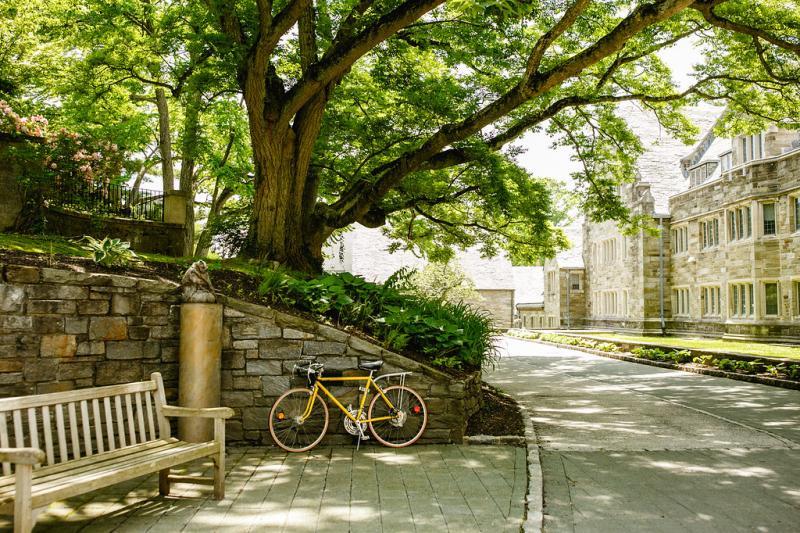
[
  {"xmin": 0, "ymin": 414, "xmax": 9, "ymax": 476},
  {"xmin": 92, "ymin": 399, "xmax": 104, "ymax": 455},
  {"xmin": 42, "ymin": 406, "xmax": 54, "ymax": 466},
  {"xmin": 0, "ymin": 440, "xmax": 217, "ymax": 512},
  {"xmin": 67, "ymin": 403, "xmax": 80, "ymax": 460},
  {"xmin": 0, "ymin": 382, "xmax": 157, "ymax": 412},
  {"xmin": 0, "ymin": 439, "xmax": 181, "ymax": 492},
  {"xmin": 27, "ymin": 409, "xmax": 39, "ymax": 453}
]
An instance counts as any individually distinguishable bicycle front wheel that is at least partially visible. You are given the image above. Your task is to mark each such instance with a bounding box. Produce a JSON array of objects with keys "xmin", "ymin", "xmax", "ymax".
[
  {"xmin": 368, "ymin": 385, "xmax": 428, "ymax": 447},
  {"xmin": 269, "ymin": 388, "xmax": 329, "ymax": 452}
]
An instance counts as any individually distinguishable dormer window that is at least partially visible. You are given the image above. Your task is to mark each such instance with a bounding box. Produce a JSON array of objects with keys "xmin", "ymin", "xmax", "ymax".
[
  {"xmin": 720, "ymin": 151, "xmax": 732, "ymax": 172},
  {"xmin": 741, "ymin": 133, "xmax": 765, "ymax": 163},
  {"xmin": 689, "ymin": 161, "xmax": 718, "ymax": 187}
]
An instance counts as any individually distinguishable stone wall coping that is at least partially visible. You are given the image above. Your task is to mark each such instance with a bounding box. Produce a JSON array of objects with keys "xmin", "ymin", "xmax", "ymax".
[
  {"xmin": 6, "ymin": 265, "xmax": 179, "ymax": 292},
  {"xmin": 47, "ymin": 206, "xmax": 184, "ymax": 229}
]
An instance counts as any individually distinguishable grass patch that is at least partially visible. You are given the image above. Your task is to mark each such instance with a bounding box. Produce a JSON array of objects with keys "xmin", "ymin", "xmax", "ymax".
[{"xmin": 582, "ymin": 332, "xmax": 800, "ymax": 361}]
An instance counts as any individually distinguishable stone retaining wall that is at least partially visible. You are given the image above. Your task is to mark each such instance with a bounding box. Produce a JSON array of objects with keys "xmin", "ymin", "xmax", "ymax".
[{"xmin": 0, "ymin": 262, "xmax": 480, "ymax": 445}]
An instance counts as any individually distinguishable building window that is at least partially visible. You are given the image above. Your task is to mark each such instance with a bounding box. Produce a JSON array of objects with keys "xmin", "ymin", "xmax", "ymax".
[
  {"xmin": 728, "ymin": 205, "xmax": 752, "ymax": 241},
  {"xmin": 762, "ymin": 202, "xmax": 776, "ymax": 236},
  {"xmin": 569, "ymin": 273, "xmax": 582, "ymax": 291},
  {"xmin": 720, "ymin": 151, "xmax": 732, "ymax": 172},
  {"xmin": 741, "ymin": 133, "xmax": 765, "ymax": 163},
  {"xmin": 794, "ymin": 197, "xmax": 800, "ymax": 232},
  {"xmin": 671, "ymin": 226, "xmax": 688, "ymax": 254},
  {"xmin": 730, "ymin": 282, "xmax": 754, "ymax": 318},
  {"xmin": 700, "ymin": 218, "xmax": 720, "ymax": 249},
  {"xmin": 672, "ymin": 288, "xmax": 690, "ymax": 316},
  {"xmin": 764, "ymin": 282, "xmax": 779, "ymax": 316},
  {"xmin": 701, "ymin": 286, "xmax": 721, "ymax": 316},
  {"xmin": 794, "ymin": 281, "xmax": 800, "ymax": 316}
]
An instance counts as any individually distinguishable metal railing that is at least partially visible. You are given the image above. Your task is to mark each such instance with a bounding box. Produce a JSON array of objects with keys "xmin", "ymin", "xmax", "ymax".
[{"xmin": 45, "ymin": 179, "xmax": 164, "ymax": 222}]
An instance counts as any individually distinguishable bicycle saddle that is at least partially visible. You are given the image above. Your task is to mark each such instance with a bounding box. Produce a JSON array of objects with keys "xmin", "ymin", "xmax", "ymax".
[{"xmin": 358, "ymin": 360, "xmax": 384, "ymax": 371}]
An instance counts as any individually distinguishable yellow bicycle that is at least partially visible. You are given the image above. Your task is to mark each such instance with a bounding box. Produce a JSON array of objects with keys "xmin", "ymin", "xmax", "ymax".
[{"xmin": 268, "ymin": 357, "xmax": 428, "ymax": 452}]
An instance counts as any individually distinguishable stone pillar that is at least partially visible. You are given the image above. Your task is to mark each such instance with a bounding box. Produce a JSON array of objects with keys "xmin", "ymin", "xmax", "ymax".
[
  {"xmin": 178, "ymin": 303, "xmax": 222, "ymax": 442},
  {"xmin": 164, "ymin": 191, "xmax": 187, "ymax": 226}
]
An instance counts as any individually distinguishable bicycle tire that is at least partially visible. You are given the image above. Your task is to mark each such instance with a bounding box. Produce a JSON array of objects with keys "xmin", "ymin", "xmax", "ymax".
[
  {"xmin": 269, "ymin": 388, "xmax": 329, "ymax": 452},
  {"xmin": 368, "ymin": 385, "xmax": 428, "ymax": 447}
]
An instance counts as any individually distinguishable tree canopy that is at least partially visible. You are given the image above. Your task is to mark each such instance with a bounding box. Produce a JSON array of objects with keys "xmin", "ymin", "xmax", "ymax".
[{"xmin": 2, "ymin": 0, "xmax": 799, "ymax": 271}]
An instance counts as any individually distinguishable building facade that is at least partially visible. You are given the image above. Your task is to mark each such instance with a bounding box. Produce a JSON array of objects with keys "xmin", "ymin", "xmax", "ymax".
[{"xmin": 549, "ymin": 104, "xmax": 800, "ymax": 341}]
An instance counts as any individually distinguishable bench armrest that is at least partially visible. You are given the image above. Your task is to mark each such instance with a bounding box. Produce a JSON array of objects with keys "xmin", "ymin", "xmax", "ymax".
[
  {"xmin": 161, "ymin": 406, "xmax": 235, "ymax": 419},
  {"xmin": 0, "ymin": 447, "xmax": 45, "ymax": 465}
]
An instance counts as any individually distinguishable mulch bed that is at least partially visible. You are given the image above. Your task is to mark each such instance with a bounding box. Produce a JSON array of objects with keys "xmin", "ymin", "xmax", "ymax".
[{"xmin": 465, "ymin": 383, "xmax": 525, "ymax": 437}]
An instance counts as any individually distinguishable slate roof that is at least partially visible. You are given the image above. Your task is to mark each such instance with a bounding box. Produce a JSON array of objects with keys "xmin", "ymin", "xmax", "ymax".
[
  {"xmin": 555, "ymin": 221, "xmax": 584, "ymax": 268},
  {"xmin": 512, "ymin": 266, "xmax": 544, "ymax": 306},
  {"xmin": 625, "ymin": 102, "xmax": 723, "ymax": 214}
]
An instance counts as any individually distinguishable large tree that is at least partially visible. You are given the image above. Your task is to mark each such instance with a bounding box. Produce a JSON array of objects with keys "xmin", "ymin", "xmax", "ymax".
[{"xmin": 194, "ymin": 0, "xmax": 799, "ymax": 272}]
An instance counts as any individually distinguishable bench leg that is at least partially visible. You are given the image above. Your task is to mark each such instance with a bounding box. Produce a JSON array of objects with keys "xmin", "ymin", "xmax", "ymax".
[
  {"xmin": 159, "ymin": 468, "xmax": 171, "ymax": 496},
  {"xmin": 213, "ymin": 418, "xmax": 225, "ymax": 500},
  {"xmin": 14, "ymin": 464, "xmax": 34, "ymax": 533}
]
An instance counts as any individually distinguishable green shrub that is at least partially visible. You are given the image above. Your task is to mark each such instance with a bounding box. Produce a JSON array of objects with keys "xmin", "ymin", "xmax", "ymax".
[
  {"xmin": 693, "ymin": 355, "xmax": 716, "ymax": 366},
  {"xmin": 595, "ymin": 342, "xmax": 620, "ymax": 352},
  {"xmin": 669, "ymin": 350, "xmax": 693, "ymax": 364},
  {"xmin": 787, "ymin": 364, "xmax": 800, "ymax": 380},
  {"xmin": 257, "ymin": 270, "xmax": 497, "ymax": 370},
  {"xmin": 76, "ymin": 236, "xmax": 139, "ymax": 267},
  {"xmin": 632, "ymin": 347, "xmax": 668, "ymax": 361},
  {"xmin": 716, "ymin": 358, "xmax": 735, "ymax": 371}
]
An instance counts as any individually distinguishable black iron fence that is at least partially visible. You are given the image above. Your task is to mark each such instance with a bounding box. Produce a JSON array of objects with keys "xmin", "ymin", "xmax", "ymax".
[{"xmin": 45, "ymin": 178, "xmax": 164, "ymax": 222}]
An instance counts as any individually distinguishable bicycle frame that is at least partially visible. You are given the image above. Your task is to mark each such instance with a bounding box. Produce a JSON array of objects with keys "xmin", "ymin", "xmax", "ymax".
[{"xmin": 300, "ymin": 374, "xmax": 398, "ymax": 424}]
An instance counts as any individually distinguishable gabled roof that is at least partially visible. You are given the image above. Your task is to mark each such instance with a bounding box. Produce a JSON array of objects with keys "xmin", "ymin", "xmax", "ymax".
[{"xmin": 625, "ymin": 102, "xmax": 724, "ymax": 213}]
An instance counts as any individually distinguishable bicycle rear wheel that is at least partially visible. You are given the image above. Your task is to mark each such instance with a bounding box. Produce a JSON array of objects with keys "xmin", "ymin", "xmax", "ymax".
[
  {"xmin": 269, "ymin": 388, "xmax": 329, "ymax": 452},
  {"xmin": 368, "ymin": 385, "xmax": 427, "ymax": 447}
]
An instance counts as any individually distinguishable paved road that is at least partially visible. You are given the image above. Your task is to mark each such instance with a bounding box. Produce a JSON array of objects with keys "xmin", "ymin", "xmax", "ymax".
[
  {"xmin": 1, "ymin": 445, "xmax": 526, "ymax": 533},
  {"xmin": 487, "ymin": 337, "xmax": 800, "ymax": 533}
]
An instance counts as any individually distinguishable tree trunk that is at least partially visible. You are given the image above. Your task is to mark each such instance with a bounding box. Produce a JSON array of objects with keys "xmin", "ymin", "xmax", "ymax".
[
  {"xmin": 178, "ymin": 86, "xmax": 202, "ymax": 256},
  {"xmin": 155, "ymin": 88, "xmax": 174, "ymax": 193}
]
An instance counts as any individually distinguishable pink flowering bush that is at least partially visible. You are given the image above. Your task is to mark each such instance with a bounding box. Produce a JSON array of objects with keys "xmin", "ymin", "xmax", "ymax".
[{"xmin": 0, "ymin": 100, "xmax": 48, "ymax": 138}]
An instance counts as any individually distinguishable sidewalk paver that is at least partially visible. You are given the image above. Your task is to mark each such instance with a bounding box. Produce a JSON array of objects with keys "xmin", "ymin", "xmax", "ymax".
[{"xmin": 0, "ymin": 445, "xmax": 526, "ymax": 532}]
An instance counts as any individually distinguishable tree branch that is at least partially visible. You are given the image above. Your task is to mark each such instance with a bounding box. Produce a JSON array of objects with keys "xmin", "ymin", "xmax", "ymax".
[{"xmin": 525, "ymin": 0, "xmax": 591, "ymax": 77}]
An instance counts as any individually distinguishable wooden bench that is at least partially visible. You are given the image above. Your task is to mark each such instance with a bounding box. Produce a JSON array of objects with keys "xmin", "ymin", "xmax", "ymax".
[{"xmin": 0, "ymin": 372, "xmax": 233, "ymax": 533}]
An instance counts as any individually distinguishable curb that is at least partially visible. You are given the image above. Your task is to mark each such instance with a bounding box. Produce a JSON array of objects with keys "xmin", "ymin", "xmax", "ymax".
[
  {"xmin": 507, "ymin": 335, "xmax": 800, "ymax": 391},
  {"xmin": 462, "ymin": 435, "xmax": 526, "ymax": 446},
  {"xmin": 519, "ymin": 402, "xmax": 543, "ymax": 533}
]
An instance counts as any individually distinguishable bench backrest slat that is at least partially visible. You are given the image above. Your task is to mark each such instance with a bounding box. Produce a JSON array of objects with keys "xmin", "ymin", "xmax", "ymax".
[
  {"xmin": 0, "ymin": 374, "xmax": 168, "ymax": 475},
  {"xmin": 0, "ymin": 414, "xmax": 9, "ymax": 476}
]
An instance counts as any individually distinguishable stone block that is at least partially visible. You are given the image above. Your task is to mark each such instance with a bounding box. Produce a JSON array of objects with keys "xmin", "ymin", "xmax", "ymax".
[
  {"xmin": 36, "ymin": 381, "xmax": 75, "ymax": 394},
  {"xmin": 5, "ymin": 265, "xmax": 39, "ymax": 283},
  {"xmin": 24, "ymin": 359, "xmax": 59, "ymax": 381},
  {"xmin": 89, "ymin": 290, "xmax": 112, "ymax": 300},
  {"xmin": 283, "ymin": 328, "xmax": 314, "ymax": 340},
  {"xmin": 221, "ymin": 391, "xmax": 254, "ymax": 407},
  {"xmin": 316, "ymin": 324, "xmax": 350, "ymax": 343},
  {"xmin": 0, "ymin": 372, "xmax": 23, "ymax": 385},
  {"xmin": 0, "ymin": 284, "xmax": 25, "ymax": 312},
  {"xmin": 136, "ymin": 279, "xmax": 178, "ymax": 293},
  {"xmin": 28, "ymin": 300, "xmax": 76, "ymax": 315},
  {"xmin": 33, "ymin": 316, "xmax": 66, "ymax": 334},
  {"xmin": 40, "ymin": 334, "xmax": 77, "ymax": 357},
  {"xmin": 40, "ymin": 268, "xmax": 91, "ymax": 284},
  {"xmin": 64, "ymin": 317, "xmax": 88, "ymax": 334},
  {"xmin": 246, "ymin": 360, "xmax": 282, "ymax": 376},
  {"xmin": 162, "ymin": 345, "xmax": 178, "ymax": 362},
  {"xmin": 274, "ymin": 312, "xmax": 316, "ymax": 331},
  {"xmin": 231, "ymin": 322, "xmax": 281, "ymax": 340},
  {"xmin": 233, "ymin": 376, "xmax": 262, "ymax": 390},
  {"xmin": 106, "ymin": 341, "xmax": 144, "ymax": 359},
  {"xmin": 258, "ymin": 339, "xmax": 303, "ymax": 359},
  {"xmin": 76, "ymin": 341, "xmax": 105, "ymax": 355},
  {"xmin": 242, "ymin": 407, "xmax": 269, "ymax": 430},
  {"xmin": 226, "ymin": 420, "xmax": 244, "ymax": 441},
  {"xmin": 222, "ymin": 350, "xmax": 245, "ymax": 370},
  {"xmin": 58, "ymin": 362, "xmax": 95, "ymax": 380},
  {"xmin": 348, "ymin": 335, "xmax": 382, "ymax": 356},
  {"xmin": 233, "ymin": 340, "xmax": 258, "ymax": 350},
  {"xmin": 128, "ymin": 326, "xmax": 150, "ymax": 340},
  {"xmin": 246, "ymin": 349, "xmax": 259, "ymax": 359},
  {"xmin": 96, "ymin": 361, "xmax": 143, "ymax": 385},
  {"xmin": 143, "ymin": 341, "xmax": 160, "ymax": 358},
  {"xmin": 149, "ymin": 325, "xmax": 177, "ymax": 339},
  {"xmin": 111, "ymin": 294, "xmax": 139, "ymax": 315},
  {"xmin": 0, "ymin": 315, "xmax": 32, "ymax": 331},
  {"xmin": 223, "ymin": 307, "xmax": 245, "ymax": 318},
  {"xmin": 89, "ymin": 317, "xmax": 127, "ymax": 340},
  {"xmin": 26, "ymin": 284, "xmax": 88, "ymax": 300},
  {"xmin": 0, "ymin": 360, "xmax": 23, "ymax": 372},
  {"xmin": 261, "ymin": 375, "xmax": 290, "ymax": 396},
  {"xmin": 78, "ymin": 299, "xmax": 110, "ymax": 315},
  {"xmin": 142, "ymin": 302, "xmax": 170, "ymax": 316},
  {"xmin": 302, "ymin": 341, "xmax": 346, "ymax": 356}
]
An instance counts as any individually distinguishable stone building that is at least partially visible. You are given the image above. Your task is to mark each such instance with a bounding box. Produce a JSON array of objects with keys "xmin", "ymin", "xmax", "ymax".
[
  {"xmin": 543, "ymin": 244, "xmax": 585, "ymax": 329},
  {"xmin": 323, "ymin": 225, "xmax": 517, "ymax": 329},
  {"xmin": 548, "ymin": 103, "xmax": 800, "ymax": 341},
  {"xmin": 513, "ymin": 266, "xmax": 545, "ymax": 328}
]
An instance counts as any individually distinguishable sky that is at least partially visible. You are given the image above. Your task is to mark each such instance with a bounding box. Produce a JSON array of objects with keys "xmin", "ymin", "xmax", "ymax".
[{"xmin": 515, "ymin": 37, "xmax": 704, "ymax": 184}]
